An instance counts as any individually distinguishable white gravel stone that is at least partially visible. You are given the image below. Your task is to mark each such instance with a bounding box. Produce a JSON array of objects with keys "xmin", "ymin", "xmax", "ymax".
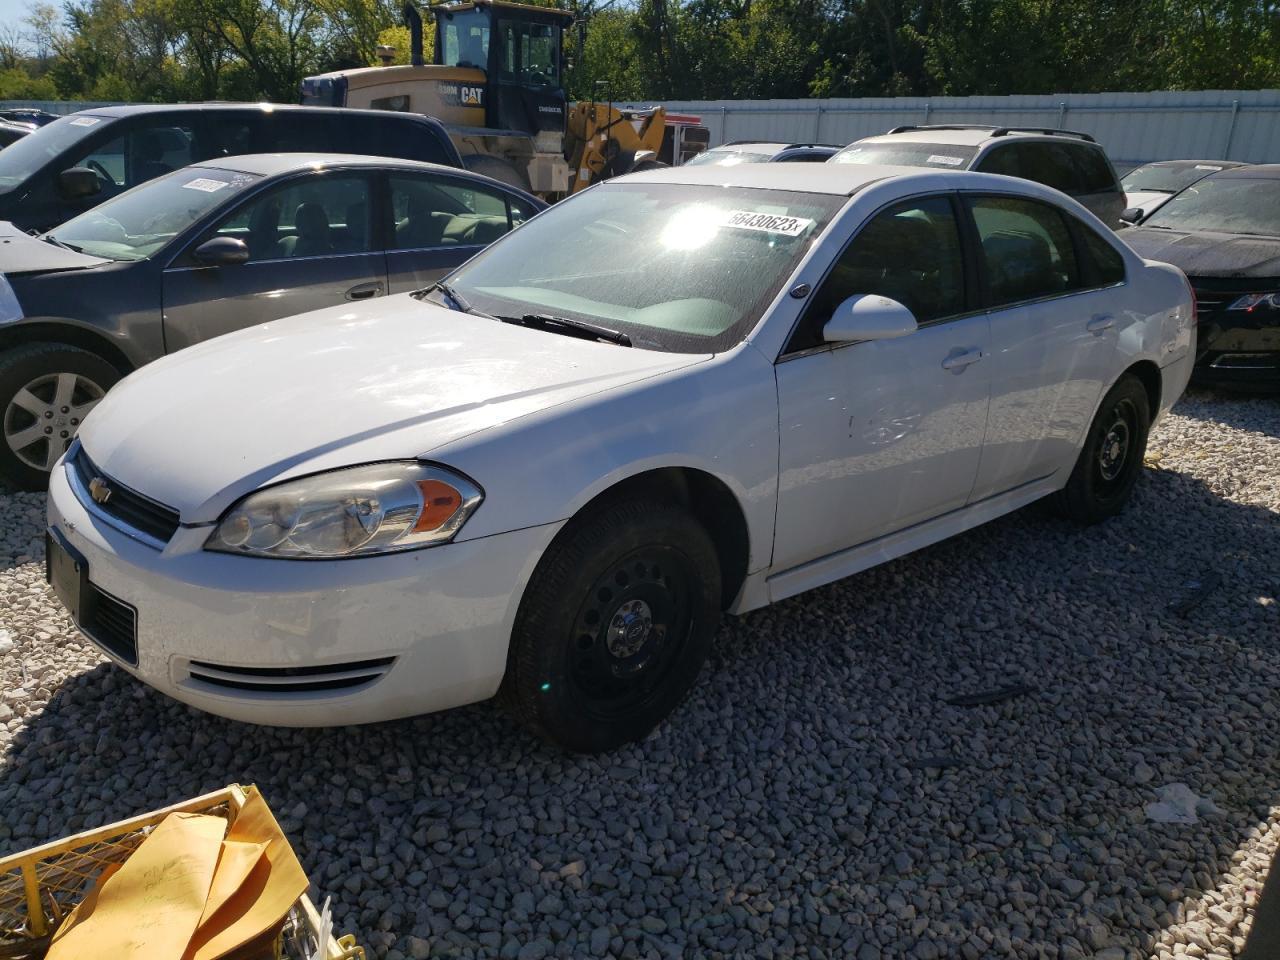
[{"xmin": 1, "ymin": 388, "xmax": 1278, "ymax": 960}]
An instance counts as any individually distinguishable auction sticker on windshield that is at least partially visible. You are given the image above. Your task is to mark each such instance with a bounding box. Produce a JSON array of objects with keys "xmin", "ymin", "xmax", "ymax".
[
  {"xmin": 926, "ymin": 154, "xmax": 966, "ymax": 166},
  {"xmin": 721, "ymin": 210, "xmax": 813, "ymax": 236},
  {"xmin": 182, "ymin": 178, "xmax": 230, "ymax": 193}
]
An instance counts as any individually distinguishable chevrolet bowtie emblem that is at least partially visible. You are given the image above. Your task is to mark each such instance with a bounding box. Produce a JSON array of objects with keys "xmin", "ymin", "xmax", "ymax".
[{"xmin": 88, "ymin": 476, "xmax": 112, "ymax": 505}]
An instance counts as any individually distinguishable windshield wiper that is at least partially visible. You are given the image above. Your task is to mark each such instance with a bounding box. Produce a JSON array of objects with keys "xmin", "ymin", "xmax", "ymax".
[
  {"xmin": 42, "ymin": 233, "xmax": 85, "ymax": 253},
  {"xmin": 498, "ymin": 313, "xmax": 632, "ymax": 346},
  {"xmin": 417, "ymin": 279, "xmax": 493, "ymax": 318}
]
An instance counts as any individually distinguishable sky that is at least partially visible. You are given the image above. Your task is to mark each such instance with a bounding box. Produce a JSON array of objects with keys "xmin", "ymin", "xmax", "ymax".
[{"xmin": 1, "ymin": 0, "xmax": 30, "ymax": 37}]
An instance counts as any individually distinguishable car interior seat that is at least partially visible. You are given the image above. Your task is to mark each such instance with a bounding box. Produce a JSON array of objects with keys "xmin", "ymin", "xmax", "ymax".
[
  {"xmin": 395, "ymin": 194, "xmax": 449, "ymax": 248},
  {"xmin": 276, "ymin": 202, "xmax": 334, "ymax": 258}
]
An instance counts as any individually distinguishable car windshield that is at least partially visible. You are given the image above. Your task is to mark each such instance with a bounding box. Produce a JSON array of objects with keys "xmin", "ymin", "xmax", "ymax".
[
  {"xmin": 46, "ymin": 166, "xmax": 262, "ymax": 261},
  {"xmin": 0, "ymin": 113, "xmax": 110, "ymax": 190},
  {"xmin": 444, "ymin": 182, "xmax": 843, "ymax": 353},
  {"xmin": 1122, "ymin": 163, "xmax": 1226, "ymax": 195},
  {"xmin": 1143, "ymin": 176, "xmax": 1280, "ymax": 236},
  {"xmin": 684, "ymin": 149, "xmax": 775, "ymax": 166},
  {"xmin": 829, "ymin": 142, "xmax": 977, "ymax": 170}
]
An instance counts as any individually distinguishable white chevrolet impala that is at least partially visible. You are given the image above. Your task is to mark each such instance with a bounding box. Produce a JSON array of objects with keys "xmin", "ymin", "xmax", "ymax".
[{"xmin": 46, "ymin": 164, "xmax": 1195, "ymax": 752}]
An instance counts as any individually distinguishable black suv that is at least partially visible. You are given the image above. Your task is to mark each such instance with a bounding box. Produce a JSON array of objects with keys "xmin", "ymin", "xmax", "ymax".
[{"xmin": 0, "ymin": 104, "xmax": 463, "ymax": 232}]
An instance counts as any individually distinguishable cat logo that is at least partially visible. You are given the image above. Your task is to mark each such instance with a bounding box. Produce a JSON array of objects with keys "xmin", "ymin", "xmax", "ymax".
[{"xmin": 460, "ymin": 85, "xmax": 484, "ymax": 106}]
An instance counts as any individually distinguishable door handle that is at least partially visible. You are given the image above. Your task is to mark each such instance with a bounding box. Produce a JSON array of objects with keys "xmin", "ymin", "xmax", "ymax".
[
  {"xmin": 345, "ymin": 281, "xmax": 383, "ymax": 301},
  {"xmin": 941, "ymin": 348, "xmax": 983, "ymax": 371},
  {"xmin": 1087, "ymin": 314, "xmax": 1115, "ymax": 334}
]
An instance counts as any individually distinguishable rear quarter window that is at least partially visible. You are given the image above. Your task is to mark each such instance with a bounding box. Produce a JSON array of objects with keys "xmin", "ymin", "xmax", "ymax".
[
  {"xmin": 1074, "ymin": 219, "xmax": 1126, "ymax": 285},
  {"xmin": 1071, "ymin": 145, "xmax": 1119, "ymax": 194}
]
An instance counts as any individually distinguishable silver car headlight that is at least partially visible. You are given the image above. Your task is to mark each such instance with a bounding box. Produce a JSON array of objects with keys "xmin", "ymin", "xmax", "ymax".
[{"xmin": 205, "ymin": 462, "xmax": 483, "ymax": 559}]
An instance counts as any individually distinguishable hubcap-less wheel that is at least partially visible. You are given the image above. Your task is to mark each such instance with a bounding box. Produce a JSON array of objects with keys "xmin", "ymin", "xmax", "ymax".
[
  {"xmin": 4, "ymin": 372, "xmax": 104, "ymax": 470},
  {"xmin": 568, "ymin": 547, "xmax": 694, "ymax": 721},
  {"xmin": 1093, "ymin": 397, "xmax": 1138, "ymax": 492}
]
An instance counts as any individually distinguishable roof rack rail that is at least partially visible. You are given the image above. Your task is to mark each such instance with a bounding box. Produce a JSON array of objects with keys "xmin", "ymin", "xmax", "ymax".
[
  {"xmin": 886, "ymin": 124, "xmax": 1001, "ymax": 134},
  {"xmin": 885, "ymin": 123, "xmax": 1096, "ymax": 143},
  {"xmin": 991, "ymin": 127, "xmax": 1096, "ymax": 142},
  {"xmin": 784, "ymin": 142, "xmax": 843, "ymax": 149}
]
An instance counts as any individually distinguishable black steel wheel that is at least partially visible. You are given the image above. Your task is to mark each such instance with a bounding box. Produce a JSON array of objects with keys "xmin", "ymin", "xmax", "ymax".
[
  {"xmin": 1053, "ymin": 373, "xmax": 1151, "ymax": 524},
  {"xmin": 502, "ymin": 498, "xmax": 721, "ymax": 752}
]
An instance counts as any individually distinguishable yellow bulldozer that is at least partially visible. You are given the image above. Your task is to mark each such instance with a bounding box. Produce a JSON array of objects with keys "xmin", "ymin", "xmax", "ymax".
[{"xmin": 299, "ymin": 0, "xmax": 709, "ymax": 199}]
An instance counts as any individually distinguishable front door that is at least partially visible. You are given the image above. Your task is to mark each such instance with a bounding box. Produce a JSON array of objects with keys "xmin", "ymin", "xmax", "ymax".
[
  {"xmin": 772, "ymin": 195, "xmax": 992, "ymax": 572},
  {"xmin": 162, "ymin": 171, "xmax": 386, "ymax": 353}
]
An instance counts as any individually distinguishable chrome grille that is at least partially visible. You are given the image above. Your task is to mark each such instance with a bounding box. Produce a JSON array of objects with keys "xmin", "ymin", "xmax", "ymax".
[{"xmin": 69, "ymin": 446, "xmax": 181, "ymax": 546}]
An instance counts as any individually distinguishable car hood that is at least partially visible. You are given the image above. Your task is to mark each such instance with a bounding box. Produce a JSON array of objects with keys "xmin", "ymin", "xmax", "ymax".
[
  {"xmin": 0, "ymin": 221, "xmax": 109, "ymax": 275},
  {"xmin": 1121, "ymin": 227, "xmax": 1280, "ymax": 279},
  {"xmin": 79, "ymin": 295, "xmax": 709, "ymax": 522}
]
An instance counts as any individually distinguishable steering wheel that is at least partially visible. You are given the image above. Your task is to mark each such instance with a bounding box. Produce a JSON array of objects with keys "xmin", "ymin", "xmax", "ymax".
[{"xmin": 86, "ymin": 159, "xmax": 113, "ymax": 184}]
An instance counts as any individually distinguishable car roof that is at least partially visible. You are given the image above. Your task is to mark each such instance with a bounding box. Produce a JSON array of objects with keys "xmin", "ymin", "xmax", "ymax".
[
  {"xmin": 70, "ymin": 102, "xmax": 449, "ymax": 130},
  {"xmin": 191, "ymin": 151, "xmax": 494, "ymax": 180},
  {"xmin": 708, "ymin": 142, "xmax": 792, "ymax": 153},
  {"xmin": 619, "ymin": 161, "xmax": 970, "ymax": 195},
  {"xmin": 856, "ymin": 125, "xmax": 1099, "ymax": 148},
  {"xmin": 1129, "ymin": 159, "xmax": 1248, "ymax": 171},
  {"xmin": 1206, "ymin": 164, "xmax": 1280, "ymax": 180}
]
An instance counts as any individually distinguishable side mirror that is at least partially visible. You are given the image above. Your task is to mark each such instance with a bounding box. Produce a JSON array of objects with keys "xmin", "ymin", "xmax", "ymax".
[
  {"xmin": 192, "ymin": 236, "xmax": 250, "ymax": 267},
  {"xmin": 1119, "ymin": 206, "xmax": 1144, "ymax": 225},
  {"xmin": 58, "ymin": 167, "xmax": 101, "ymax": 200},
  {"xmin": 823, "ymin": 294, "xmax": 918, "ymax": 343}
]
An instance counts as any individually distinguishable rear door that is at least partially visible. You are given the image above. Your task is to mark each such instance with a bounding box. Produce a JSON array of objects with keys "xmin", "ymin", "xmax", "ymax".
[
  {"xmin": 386, "ymin": 172, "xmax": 535, "ymax": 293},
  {"xmin": 964, "ymin": 193, "xmax": 1121, "ymax": 499},
  {"xmin": 161, "ymin": 170, "xmax": 386, "ymax": 353}
]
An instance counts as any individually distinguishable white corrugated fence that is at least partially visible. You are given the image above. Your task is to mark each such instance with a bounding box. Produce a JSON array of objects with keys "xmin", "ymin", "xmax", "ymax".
[{"xmin": 626, "ymin": 90, "xmax": 1280, "ymax": 168}]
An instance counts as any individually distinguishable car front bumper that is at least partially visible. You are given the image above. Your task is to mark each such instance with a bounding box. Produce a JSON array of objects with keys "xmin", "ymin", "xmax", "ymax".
[{"xmin": 47, "ymin": 460, "xmax": 561, "ymax": 726}]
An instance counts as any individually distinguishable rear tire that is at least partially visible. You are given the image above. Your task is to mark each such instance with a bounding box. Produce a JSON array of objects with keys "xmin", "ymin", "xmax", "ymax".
[
  {"xmin": 462, "ymin": 154, "xmax": 531, "ymax": 191},
  {"xmin": 1052, "ymin": 374, "xmax": 1151, "ymax": 524},
  {"xmin": 501, "ymin": 498, "xmax": 721, "ymax": 753},
  {"xmin": 0, "ymin": 343, "xmax": 120, "ymax": 491}
]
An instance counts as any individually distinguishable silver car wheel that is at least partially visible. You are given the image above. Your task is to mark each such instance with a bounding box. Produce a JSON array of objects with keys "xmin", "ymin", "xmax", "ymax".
[{"xmin": 4, "ymin": 372, "xmax": 104, "ymax": 471}]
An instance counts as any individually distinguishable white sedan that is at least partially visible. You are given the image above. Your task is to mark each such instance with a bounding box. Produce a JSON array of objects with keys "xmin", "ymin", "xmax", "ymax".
[{"xmin": 46, "ymin": 164, "xmax": 1195, "ymax": 752}]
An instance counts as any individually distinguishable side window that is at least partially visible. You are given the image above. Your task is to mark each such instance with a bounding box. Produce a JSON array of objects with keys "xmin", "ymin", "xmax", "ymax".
[
  {"xmin": 375, "ymin": 122, "xmax": 452, "ymax": 166},
  {"xmin": 1019, "ymin": 143, "xmax": 1081, "ymax": 194},
  {"xmin": 975, "ymin": 145, "xmax": 1022, "ymax": 179},
  {"xmin": 391, "ymin": 175, "xmax": 514, "ymax": 249},
  {"xmin": 256, "ymin": 114, "xmax": 343, "ymax": 153},
  {"xmin": 1075, "ymin": 219, "xmax": 1126, "ymax": 285},
  {"xmin": 792, "ymin": 195, "xmax": 966, "ymax": 351},
  {"xmin": 968, "ymin": 195, "xmax": 1083, "ymax": 305},
  {"xmin": 1072, "ymin": 146, "xmax": 1118, "ymax": 194},
  {"xmin": 208, "ymin": 174, "xmax": 373, "ymax": 262},
  {"xmin": 201, "ymin": 116, "xmax": 255, "ymax": 162},
  {"xmin": 68, "ymin": 123, "xmax": 196, "ymax": 190}
]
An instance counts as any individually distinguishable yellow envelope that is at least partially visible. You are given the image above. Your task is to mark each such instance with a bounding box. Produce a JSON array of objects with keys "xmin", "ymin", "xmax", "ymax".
[
  {"xmin": 184, "ymin": 788, "xmax": 309, "ymax": 960},
  {"xmin": 47, "ymin": 812, "xmax": 227, "ymax": 960}
]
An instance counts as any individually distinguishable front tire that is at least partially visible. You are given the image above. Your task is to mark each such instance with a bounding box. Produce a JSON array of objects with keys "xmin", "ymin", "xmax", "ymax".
[
  {"xmin": 1053, "ymin": 373, "xmax": 1151, "ymax": 524},
  {"xmin": 501, "ymin": 499, "xmax": 721, "ymax": 753},
  {"xmin": 0, "ymin": 343, "xmax": 119, "ymax": 491}
]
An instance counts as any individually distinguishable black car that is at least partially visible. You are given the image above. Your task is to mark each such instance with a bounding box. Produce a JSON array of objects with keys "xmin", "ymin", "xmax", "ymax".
[
  {"xmin": 684, "ymin": 141, "xmax": 843, "ymax": 166},
  {"xmin": 0, "ymin": 121, "xmax": 33, "ymax": 149},
  {"xmin": 0, "ymin": 104, "xmax": 463, "ymax": 233},
  {"xmin": 0, "ymin": 109, "xmax": 58, "ymax": 127},
  {"xmin": 1123, "ymin": 164, "xmax": 1280, "ymax": 389}
]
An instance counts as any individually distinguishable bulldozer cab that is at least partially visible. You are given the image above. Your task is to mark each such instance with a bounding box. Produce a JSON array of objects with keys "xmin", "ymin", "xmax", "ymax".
[{"xmin": 432, "ymin": 1, "xmax": 572, "ymax": 148}]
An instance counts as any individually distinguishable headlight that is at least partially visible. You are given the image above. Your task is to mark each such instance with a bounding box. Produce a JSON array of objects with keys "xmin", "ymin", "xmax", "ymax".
[
  {"xmin": 1227, "ymin": 293, "xmax": 1280, "ymax": 311},
  {"xmin": 205, "ymin": 462, "xmax": 482, "ymax": 559}
]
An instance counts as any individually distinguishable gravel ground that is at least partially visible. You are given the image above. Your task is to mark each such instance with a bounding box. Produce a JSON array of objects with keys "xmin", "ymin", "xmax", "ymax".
[{"xmin": 1, "ymin": 386, "xmax": 1278, "ymax": 960}]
